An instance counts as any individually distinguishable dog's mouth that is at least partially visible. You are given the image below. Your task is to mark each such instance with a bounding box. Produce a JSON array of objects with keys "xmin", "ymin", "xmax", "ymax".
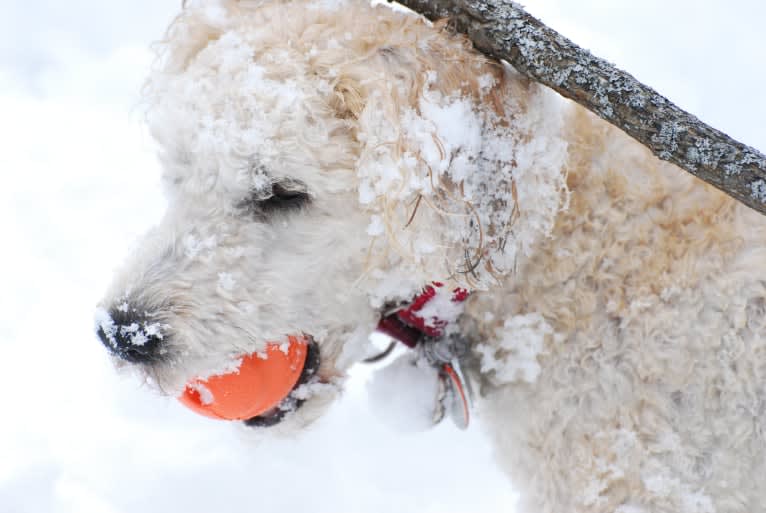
[
  {"xmin": 178, "ymin": 335, "xmax": 322, "ymax": 427},
  {"xmin": 243, "ymin": 339, "xmax": 321, "ymax": 427}
]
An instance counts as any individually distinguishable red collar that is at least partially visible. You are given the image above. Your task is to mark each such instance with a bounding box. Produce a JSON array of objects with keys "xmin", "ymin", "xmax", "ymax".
[
  {"xmin": 376, "ymin": 282, "xmax": 469, "ymax": 346},
  {"xmin": 375, "ymin": 283, "xmax": 472, "ymax": 429}
]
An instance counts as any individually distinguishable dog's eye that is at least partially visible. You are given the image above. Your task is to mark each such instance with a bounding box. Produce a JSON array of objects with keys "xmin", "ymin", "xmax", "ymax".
[
  {"xmin": 240, "ymin": 180, "xmax": 311, "ymax": 218},
  {"xmin": 265, "ymin": 182, "xmax": 311, "ymax": 210}
]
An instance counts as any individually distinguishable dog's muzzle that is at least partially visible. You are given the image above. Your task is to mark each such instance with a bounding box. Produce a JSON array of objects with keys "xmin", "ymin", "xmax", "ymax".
[{"xmin": 95, "ymin": 303, "xmax": 320, "ymax": 428}]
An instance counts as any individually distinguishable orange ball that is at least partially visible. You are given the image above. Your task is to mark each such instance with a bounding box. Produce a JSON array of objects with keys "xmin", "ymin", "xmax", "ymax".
[{"xmin": 178, "ymin": 335, "xmax": 308, "ymax": 421}]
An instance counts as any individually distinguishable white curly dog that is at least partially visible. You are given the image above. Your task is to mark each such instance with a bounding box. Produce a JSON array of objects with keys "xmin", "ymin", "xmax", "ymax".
[{"xmin": 96, "ymin": 0, "xmax": 766, "ymax": 511}]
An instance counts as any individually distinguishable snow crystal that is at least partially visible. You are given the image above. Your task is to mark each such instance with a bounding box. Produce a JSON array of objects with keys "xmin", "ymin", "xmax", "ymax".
[
  {"xmin": 120, "ymin": 321, "xmax": 165, "ymax": 346},
  {"xmin": 143, "ymin": 322, "xmax": 164, "ymax": 340},
  {"xmin": 476, "ymin": 313, "xmax": 553, "ymax": 384},
  {"xmin": 358, "ymin": 181, "xmax": 375, "ymax": 205},
  {"xmin": 196, "ymin": 354, "xmax": 246, "ymax": 381},
  {"xmin": 183, "ymin": 232, "xmax": 220, "ymax": 260},
  {"xmin": 412, "ymin": 238, "xmax": 435, "ymax": 255},
  {"xmin": 123, "ymin": 323, "xmax": 140, "ymax": 333},
  {"xmin": 217, "ymin": 272, "xmax": 236, "ymax": 291},
  {"xmin": 367, "ymin": 267, "xmax": 424, "ymax": 310},
  {"xmin": 477, "ymin": 73, "xmax": 497, "ymax": 96},
  {"xmin": 401, "ymin": 90, "xmax": 482, "ymax": 180},
  {"xmin": 187, "ymin": 382, "xmax": 215, "ymax": 405},
  {"xmin": 366, "ymin": 215, "xmax": 384, "ymax": 236},
  {"xmin": 94, "ymin": 307, "xmax": 117, "ymax": 348},
  {"xmin": 415, "ymin": 286, "xmax": 465, "ymax": 334},
  {"xmin": 121, "ymin": 323, "xmax": 148, "ymax": 346},
  {"xmin": 643, "ymin": 473, "xmax": 678, "ymax": 497},
  {"xmin": 290, "ymin": 380, "xmax": 338, "ymax": 401}
]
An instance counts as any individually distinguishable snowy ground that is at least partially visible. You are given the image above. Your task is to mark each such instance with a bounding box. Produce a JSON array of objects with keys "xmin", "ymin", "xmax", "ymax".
[{"xmin": 1, "ymin": 1, "xmax": 764, "ymax": 512}]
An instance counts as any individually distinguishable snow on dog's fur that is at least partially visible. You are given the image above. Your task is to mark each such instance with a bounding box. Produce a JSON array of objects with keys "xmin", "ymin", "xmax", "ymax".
[{"xmin": 97, "ymin": 0, "xmax": 766, "ymax": 511}]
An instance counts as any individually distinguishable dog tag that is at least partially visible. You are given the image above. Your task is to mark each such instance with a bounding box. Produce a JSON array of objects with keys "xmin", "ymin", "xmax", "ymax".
[{"xmin": 440, "ymin": 360, "xmax": 471, "ymax": 430}]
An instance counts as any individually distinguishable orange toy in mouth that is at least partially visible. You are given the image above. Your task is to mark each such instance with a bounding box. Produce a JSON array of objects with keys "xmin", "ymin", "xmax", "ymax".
[{"xmin": 178, "ymin": 335, "xmax": 309, "ymax": 421}]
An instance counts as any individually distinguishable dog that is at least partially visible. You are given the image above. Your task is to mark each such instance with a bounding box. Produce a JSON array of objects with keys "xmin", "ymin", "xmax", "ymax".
[{"xmin": 96, "ymin": 0, "xmax": 766, "ymax": 511}]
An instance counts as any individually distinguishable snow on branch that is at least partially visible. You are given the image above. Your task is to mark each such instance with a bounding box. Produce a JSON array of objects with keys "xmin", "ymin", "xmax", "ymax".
[{"xmin": 393, "ymin": 0, "xmax": 766, "ymax": 215}]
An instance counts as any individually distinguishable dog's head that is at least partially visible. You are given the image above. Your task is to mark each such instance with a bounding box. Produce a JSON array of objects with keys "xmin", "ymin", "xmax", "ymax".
[{"xmin": 96, "ymin": 0, "xmax": 568, "ymax": 432}]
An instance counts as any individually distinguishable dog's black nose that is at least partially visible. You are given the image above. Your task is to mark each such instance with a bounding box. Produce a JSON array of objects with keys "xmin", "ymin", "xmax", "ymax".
[{"xmin": 95, "ymin": 307, "xmax": 165, "ymax": 364}]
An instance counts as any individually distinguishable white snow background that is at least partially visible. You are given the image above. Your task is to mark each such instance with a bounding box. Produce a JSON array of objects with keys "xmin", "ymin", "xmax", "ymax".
[{"xmin": 1, "ymin": 1, "xmax": 764, "ymax": 512}]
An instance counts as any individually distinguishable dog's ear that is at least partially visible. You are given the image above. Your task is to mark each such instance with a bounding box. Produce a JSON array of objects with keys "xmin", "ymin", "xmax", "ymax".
[{"xmin": 333, "ymin": 21, "xmax": 568, "ymax": 288}]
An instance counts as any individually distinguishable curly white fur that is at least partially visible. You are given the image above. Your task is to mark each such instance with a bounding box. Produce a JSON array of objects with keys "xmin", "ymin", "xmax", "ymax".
[{"xmin": 98, "ymin": 0, "xmax": 766, "ymax": 511}]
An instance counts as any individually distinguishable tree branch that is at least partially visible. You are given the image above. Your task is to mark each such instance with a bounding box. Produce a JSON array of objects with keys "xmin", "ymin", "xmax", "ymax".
[{"xmin": 393, "ymin": 0, "xmax": 766, "ymax": 215}]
